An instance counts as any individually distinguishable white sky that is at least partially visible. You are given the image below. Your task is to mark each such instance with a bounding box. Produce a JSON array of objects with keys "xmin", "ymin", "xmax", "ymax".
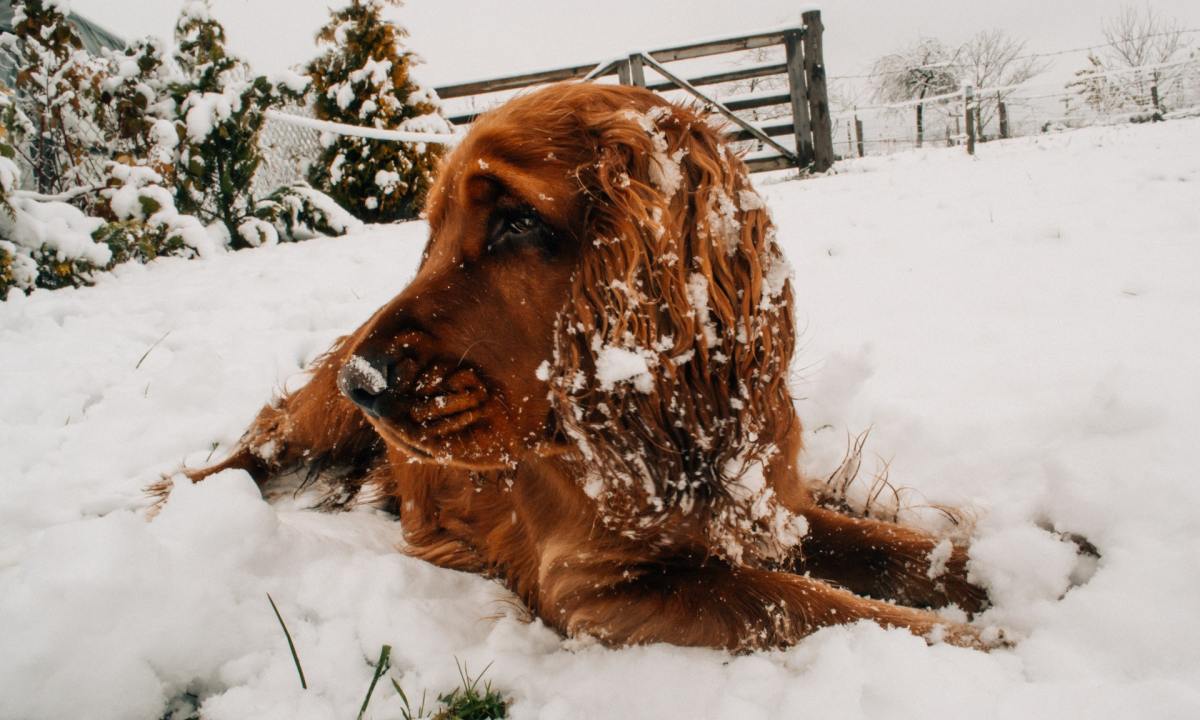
[{"xmin": 72, "ymin": 0, "xmax": 1200, "ymax": 87}]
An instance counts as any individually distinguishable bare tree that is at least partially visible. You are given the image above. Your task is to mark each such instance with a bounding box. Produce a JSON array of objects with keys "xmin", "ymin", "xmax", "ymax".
[
  {"xmin": 1105, "ymin": 4, "xmax": 1189, "ymax": 68},
  {"xmin": 1090, "ymin": 4, "xmax": 1192, "ymax": 112},
  {"xmin": 870, "ymin": 39, "xmax": 961, "ymax": 147},
  {"xmin": 958, "ymin": 30, "xmax": 1047, "ymax": 139}
]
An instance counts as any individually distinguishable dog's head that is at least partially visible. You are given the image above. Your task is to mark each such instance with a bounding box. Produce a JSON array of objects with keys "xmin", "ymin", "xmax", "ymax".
[{"xmin": 339, "ymin": 82, "xmax": 796, "ymax": 523}]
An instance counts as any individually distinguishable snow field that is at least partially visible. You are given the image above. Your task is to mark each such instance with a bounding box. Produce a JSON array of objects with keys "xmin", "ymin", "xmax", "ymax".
[{"xmin": 2, "ymin": 118, "xmax": 1200, "ymax": 719}]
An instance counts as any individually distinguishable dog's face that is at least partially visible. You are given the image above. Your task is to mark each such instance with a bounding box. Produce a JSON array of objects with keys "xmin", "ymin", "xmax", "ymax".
[
  {"xmin": 338, "ymin": 83, "xmax": 797, "ymax": 497},
  {"xmin": 336, "ymin": 120, "xmax": 586, "ymax": 468}
]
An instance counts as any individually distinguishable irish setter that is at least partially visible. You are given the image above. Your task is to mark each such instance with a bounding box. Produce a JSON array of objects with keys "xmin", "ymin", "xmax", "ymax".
[{"xmin": 175, "ymin": 82, "xmax": 995, "ymax": 650}]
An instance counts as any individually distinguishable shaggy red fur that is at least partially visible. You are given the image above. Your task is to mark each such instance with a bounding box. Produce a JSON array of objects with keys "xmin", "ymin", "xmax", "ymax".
[{"xmin": 175, "ymin": 82, "xmax": 992, "ymax": 650}]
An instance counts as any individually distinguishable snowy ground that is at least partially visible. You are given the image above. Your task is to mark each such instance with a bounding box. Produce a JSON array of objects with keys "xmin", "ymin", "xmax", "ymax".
[{"xmin": 2, "ymin": 119, "xmax": 1200, "ymax": 719}]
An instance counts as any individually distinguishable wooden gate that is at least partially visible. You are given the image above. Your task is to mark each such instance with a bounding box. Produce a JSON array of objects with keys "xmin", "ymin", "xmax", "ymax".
[{"xmin": 432, "ymin": 10, "xmax": 834, "ymax": 173}]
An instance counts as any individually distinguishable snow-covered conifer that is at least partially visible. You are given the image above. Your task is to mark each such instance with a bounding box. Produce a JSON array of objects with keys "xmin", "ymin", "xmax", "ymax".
[
  {"xmin": 307, "ymin": 0, "xmax": 449, "ymax": 222},
  {"xmin": 170, "ymin": 0, "xmax": 309, "ymax": 248}
]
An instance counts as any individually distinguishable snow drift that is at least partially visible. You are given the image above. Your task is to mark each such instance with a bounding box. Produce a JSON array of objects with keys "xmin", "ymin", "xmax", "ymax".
[{"xmin": 2, "ymin": 118, "xmax": 1199, "ymax": 719}]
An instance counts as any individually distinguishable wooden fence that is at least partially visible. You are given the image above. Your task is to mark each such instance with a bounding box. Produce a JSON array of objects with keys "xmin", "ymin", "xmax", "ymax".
[{"xmin": 432, "ymin": 10, "xmax": 834, "ymax": 174}]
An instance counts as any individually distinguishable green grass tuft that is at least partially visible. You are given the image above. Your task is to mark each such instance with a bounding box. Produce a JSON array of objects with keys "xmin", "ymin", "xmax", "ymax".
[
  {"xmin": 257, "ymin": 613, "xmax": 508, "ymax": 720},
  {"xmin": 392, "ymin": 677, "xmax": 429, "ymax": 720},
  {"xmin": 430, "ymin": 660, "xmax": 507, "ymax": 720},
  {"xmin": 358, "ymin": 644, "xmax": 392, "ymax": 720},
  {"xmin": 266, "ymin": 593, "xmax": 307, "ymax": 690},
  {"xmin": 389, "ymin": 657, "xmax": 508, "ymax": 720}
]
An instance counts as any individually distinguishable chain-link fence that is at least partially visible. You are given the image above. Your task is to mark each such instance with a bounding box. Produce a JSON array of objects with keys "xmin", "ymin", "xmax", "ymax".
[{"xmin": 255, "ymin": 102, "xmax": 325, "ymax": 197}]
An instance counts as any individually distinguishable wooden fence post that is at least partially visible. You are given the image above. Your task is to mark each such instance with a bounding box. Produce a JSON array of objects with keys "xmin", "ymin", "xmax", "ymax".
[
  {"xmin": 964, "ymin": 85, "xmax": 976, "ymax": 156},
  {"xmin": 783, "ymin": 29, "xmax": 814, "ymax": 168},
  {"xmin": 915, "ymin": 102, "xmax": 924, "ymax": 148},
  {"xmin": 628, "ymin": 53, "xmax": 645, "ymax": 87},
  {"xmin": 854, "ymin": 115, "xmax": 864, "ymax": 158},
  {"xmin": 998, "ymin": 100, "xmax": 1009, "ymax": 139},
  {"xmin": 801, "ymin": 10, "xmax": 834, "ymax": 172}
]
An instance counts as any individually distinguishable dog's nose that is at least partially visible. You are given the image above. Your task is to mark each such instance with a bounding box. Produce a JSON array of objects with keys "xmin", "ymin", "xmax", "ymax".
[{"xmin": 338, "ymin": 354, "xmax": 391, "ymax": 415}]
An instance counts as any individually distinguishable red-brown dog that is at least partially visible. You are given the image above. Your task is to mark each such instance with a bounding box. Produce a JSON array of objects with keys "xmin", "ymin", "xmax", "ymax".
[{"xmin": 177, "ymin": 82, "xmax": 992, "ymax": 650}]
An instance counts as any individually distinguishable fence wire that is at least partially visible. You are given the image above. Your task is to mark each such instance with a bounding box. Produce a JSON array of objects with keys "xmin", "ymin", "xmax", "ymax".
[{"xmin": 830, "ymin": 57, "xmax": 1200, "ymax": 160}]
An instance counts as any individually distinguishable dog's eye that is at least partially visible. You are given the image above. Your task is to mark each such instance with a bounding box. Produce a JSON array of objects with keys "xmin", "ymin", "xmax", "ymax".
[
  {"xmin": 506, "ymin": 214, "xmax": 539, "ymax": 234},
  {"xmin": 490, "ymin": 208, "xmax": 552, "ymax": 254}
]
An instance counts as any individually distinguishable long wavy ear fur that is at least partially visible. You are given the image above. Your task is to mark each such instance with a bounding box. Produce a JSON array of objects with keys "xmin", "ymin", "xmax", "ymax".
[{"xmin": 547, "ymin": 94, "xmax": 801, "ymax": 561}]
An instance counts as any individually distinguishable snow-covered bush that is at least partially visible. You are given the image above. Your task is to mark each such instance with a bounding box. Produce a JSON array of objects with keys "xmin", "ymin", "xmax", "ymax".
[
  {"xmin": 253, "ymin": 182, "xmax": 363, "ymax": 242},
  {"xmin": 0, "ymin": 151, "xmax": 111, "ymax": 299},
  {"xmin": 171, "ymin": 0, "xmax": 310, "ymax": 248},
  {"xmin": 0, "ymin": 150, "xmax": 30, "ymax": 297},
  {"xmin": 0, "ymin": 0, "xmax": 374, "ymax": 301},
  {"xmin": 0, "ymin": 155, "xmax": 229, "ymax": 300},
  {"xmin": 0, "ymin": 0, "xmax": 108, "ymax": 202},
  {"xmin": 93, "ymin": 162, "xmax": 222, "ymax": 266},
  {"xmin": 306, "ymin": 0, "xmax": 448, "ymax": 222},
  {"xmin": 99, "ymin": 37, "xmax": 180, "ymax": 177}
]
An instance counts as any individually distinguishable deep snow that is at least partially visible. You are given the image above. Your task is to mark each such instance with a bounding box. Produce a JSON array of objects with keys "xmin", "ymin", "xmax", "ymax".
[{"xmin": 2, "ymin": 119, "xmax": 1200, "ymax": 719}]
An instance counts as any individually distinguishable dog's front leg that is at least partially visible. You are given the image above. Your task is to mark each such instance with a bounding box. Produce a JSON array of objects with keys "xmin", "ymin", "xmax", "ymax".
[{"xmin": 150, "ymin": 336, "xmax": 383, "ymax": 506}]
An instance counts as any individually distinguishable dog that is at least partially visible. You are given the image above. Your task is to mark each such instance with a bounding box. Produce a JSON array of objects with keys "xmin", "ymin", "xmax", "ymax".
[{"xmin": 172, "ymin": 82, "xmax": 994, "ymax": 650}]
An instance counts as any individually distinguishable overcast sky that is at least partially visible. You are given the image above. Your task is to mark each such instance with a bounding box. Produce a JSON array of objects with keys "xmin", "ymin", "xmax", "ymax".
[{"xmin": 72, "ymin": 0, "xmax": 1200, "ymax": 87}]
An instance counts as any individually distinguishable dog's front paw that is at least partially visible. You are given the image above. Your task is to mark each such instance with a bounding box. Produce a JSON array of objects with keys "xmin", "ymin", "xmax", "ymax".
[
  {"xmin": 934, "ymin": 544, "xmax": 990, "ymax": 614},
  {"xmin": 891, "ymin": 540, "xmax": 990, "ymax": 614},
  {"xmin": 927, "ymin": 621, "xmax": 1012, "ymax": 651}
]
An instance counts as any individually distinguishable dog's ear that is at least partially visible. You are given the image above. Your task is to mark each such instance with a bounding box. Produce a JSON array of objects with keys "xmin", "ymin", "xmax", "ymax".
[{"xmin": 548, "ymin": 100, "xmax": 798, "ymax": 549}]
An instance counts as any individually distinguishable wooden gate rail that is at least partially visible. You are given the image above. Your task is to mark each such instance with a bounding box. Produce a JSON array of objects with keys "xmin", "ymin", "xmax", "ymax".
[
  {"xmin": 634, "ymin": 52, "xmax": 797, "ymax": 163},
  {"xmin": 432, "ymin": 10, "xmax": 834, "ymax": 173}
]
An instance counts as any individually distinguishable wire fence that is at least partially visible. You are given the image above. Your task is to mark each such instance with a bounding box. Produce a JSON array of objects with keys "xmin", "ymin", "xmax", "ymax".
[
  {"xmin": 828, "ymin": 56, "xmax": 1200, "ymax": 160},
  {"xmin": 256, "ymin": 106, "xmax": 463, "ymax": 196},
  {"xmin": 255, "ymin": 103, "xmax": 326, "ymax": 196}
]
